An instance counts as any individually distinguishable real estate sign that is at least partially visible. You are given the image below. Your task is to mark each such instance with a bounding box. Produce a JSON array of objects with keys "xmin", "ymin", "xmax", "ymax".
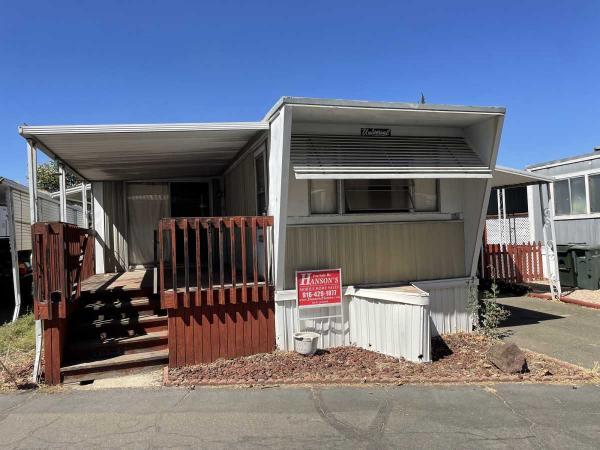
[{"xmin": 296, "ymin": 269, "xmax": 342, "ymax": 309}]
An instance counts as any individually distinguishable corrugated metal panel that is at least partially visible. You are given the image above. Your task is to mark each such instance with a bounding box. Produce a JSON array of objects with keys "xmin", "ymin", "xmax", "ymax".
[
  {"xmin": 0, "ymin": 206, "xmax": 7, "ymax": 237},
  {"xmin": 285, "ymin": 221, "xmax": 466, "ymax": 290},
  {"xmin": 11, "ymin": 189, "xmax": 31, "ymax": 252},
  {"xmin": 275, "ymin": 289, "xmax": 431, "ymax": 363},
  {"xmin": 224, "ymin": 151, "xmax": 257, "ymax": 216},
  {"xmin": 413, "ymin": 278, "xmax": 472, "ymax": 336},
  {"xmin": 290, "ymin": 134, "xmax": 490, "ymax": 178},
  {"xmin": 20, "ymin": 123, "xmax": 268, "ymax": 181},
  {"xmin": 348, "ymin": 295, "xmax": 430, "ymax": 362}
]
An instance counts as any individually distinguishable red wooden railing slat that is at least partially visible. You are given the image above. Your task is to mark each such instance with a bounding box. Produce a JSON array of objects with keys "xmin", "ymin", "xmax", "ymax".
[{"xmin": 482, "ymin": 241, "xmax": 545, "ymax": 283}]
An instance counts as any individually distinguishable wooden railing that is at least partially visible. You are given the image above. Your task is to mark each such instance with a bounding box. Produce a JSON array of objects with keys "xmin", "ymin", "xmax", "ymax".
[
  {"xmin": 158, "ymin": 216, "xmax": 275, "ymax": 368},
  {"xmin": 158, "ymin": 216, "xmax": 273, "ymax": 309},
  {"xmin": 32, "ymin": 222, "xmax": 96, "ymax": 320},
  {"xmin": 31, "ymin": 222, "xmax": 95, "ymax": 384},
  {"xmin": 482, "ymin": 242, "xmax": 544, "ymax": 283}
]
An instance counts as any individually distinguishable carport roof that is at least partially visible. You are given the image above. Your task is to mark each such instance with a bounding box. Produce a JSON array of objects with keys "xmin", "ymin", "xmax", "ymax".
[
  {"xmin": 19, "ymin": 122, "xmax": 269, "ymax": 181},
  {"xmin": 492, "ymin": 166, "xmax": 553, "ymax": 188}
]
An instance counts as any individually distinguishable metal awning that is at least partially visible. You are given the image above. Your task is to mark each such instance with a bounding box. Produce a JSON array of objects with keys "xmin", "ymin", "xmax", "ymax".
[
  {"xmin": 290, "ymin": 134, "xmax": 491, "ymax": 179},
  {"xmin": 492, "ymin": 166, "xmax": 553, "ymax": 188},
  {"xmin": 19, "ymin": 122, "xmax": 269, "ymax": 181}
]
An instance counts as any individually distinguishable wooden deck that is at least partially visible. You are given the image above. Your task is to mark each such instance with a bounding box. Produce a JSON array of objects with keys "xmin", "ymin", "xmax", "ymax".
[
  {"xmin": 80, "ymin": 270, "xmax": 155, "ymax": 294},
  {"xmin": 80, "ymin": 269, "xmax": 267, "ymax": 295}
]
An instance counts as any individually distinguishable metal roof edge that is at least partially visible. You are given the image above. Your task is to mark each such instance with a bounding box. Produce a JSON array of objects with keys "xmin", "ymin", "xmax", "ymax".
[
  {"xmin": 263, "ymin": 96, "xmax": 506, "ymax": 122},
  {"xmin": 18, "ymin": 121, "xmax": 269, "ymax": 137},
  {"xmin": 526, "ymin": 151, "xmax": 600, "ymax": 171},
  {"xmin": 495, "ymin": 165, "xmax": 553, "ymax": 183}
]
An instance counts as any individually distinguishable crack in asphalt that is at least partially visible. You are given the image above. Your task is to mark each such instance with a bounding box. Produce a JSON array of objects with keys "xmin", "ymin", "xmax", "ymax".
[{"xmin": 311, "ymin": 387, "xmax": 392, "ymax": 449}]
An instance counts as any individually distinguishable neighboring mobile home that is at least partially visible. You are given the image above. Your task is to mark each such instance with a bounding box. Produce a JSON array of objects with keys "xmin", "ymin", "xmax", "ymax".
[
  {"xmin": 0, "ymin": 177, "xmax": 84, "ymax": 322},
  {"xmin": 527, "ymin": 147, "xmax": 600, "ymax": 246},
  {"xmin": 19, "ymin": 97, "xmax": 506, "ymax": 383}
]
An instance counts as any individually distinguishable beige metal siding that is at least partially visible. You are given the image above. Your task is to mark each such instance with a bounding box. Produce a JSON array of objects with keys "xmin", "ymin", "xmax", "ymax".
[
  {"xmin": 224, "ymin": 152, "xmax": 256, "ymax": 216},
  {"xmin": 284, "ymin": 221, "xmax": 465, "ymax": 289}
]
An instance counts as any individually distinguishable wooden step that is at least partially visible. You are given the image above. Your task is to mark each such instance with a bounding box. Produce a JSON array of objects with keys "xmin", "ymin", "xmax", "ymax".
[
  {"xmin": 61, "ymin": 349, "xmax": 168, "ymax": 384},
  {"xmin": 66, "ymin": 330, "xmax": 168, "ymax": 360},
  {"xmin": 72, "ymin": 314, "xmax": 168, "ymax": 338},
  {"xmin": 75, "ymin": 297, "xmax": 162, "ymax": 322}
]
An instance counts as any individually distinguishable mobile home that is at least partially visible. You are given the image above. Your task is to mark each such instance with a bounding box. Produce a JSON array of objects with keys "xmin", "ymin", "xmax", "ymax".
[{"xmin": 19, "ymin": 97, "xmax": 505, "ymax": 383}]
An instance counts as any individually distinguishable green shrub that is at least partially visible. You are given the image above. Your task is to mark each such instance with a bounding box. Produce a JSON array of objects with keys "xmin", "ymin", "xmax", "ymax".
[{"xmin": 468, "ymin": 280, "xmax": 510, "ymax": 338}]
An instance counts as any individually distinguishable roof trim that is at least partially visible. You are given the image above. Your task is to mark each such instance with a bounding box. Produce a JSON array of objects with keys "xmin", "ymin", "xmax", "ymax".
[
  {"xmin": 526, "ymin": 151, "xmax": 600, "ymax": 171},
  {"xmin": 19, "ymin": 121, "xmax": 269, "ymax": 137},
  {"xmin": 263, "ymin": 96, "xmax": 506, "ymax": 122},
  {"xmin": 495, "ymin": 166, "xmax": 553, "ymax": 183}
]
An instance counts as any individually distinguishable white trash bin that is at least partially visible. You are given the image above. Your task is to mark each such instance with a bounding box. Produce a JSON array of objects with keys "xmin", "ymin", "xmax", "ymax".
[{"xmin": 293, "ymin": 332, "xmax": 320, "ymax": 356}]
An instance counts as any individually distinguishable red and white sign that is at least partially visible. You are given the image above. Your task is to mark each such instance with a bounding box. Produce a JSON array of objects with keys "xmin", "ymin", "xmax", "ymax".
[{"xmin": 296, "ymin": 269, "xmax": 342, "ymax": 309}]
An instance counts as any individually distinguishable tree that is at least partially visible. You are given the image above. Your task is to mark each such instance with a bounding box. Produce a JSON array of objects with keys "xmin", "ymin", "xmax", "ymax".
[{"xmin": 36, "ymin": 161, "xmax": 79, "ymax": 192}]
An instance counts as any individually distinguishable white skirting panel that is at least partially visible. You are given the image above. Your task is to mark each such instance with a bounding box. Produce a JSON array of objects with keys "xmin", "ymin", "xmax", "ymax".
[
  {"xmin": 412, "ymin": 277, "xmax": 474, "ymax": 337},
  {"xmin": 347, "ymin": 292, "xmax": 431, "ymax": 363},
  {"xmin": 275, "ymin": 287, "xmax": 431, "ymax": 363},
  {"xmin": 275, "ymin": 291, "xmax": 348, "ymax": 351}
]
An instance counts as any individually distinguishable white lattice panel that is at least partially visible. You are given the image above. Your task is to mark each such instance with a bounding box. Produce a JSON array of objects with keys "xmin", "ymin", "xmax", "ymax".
[{"xmin": 486, "ymin": 217, "xmax": 531, "ymax": 244}]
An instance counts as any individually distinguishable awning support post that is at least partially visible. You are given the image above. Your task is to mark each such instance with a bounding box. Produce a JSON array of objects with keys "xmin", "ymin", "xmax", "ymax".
[
  {"xmin": 27, "ymin": 140, "xmax": 43, "ymax": 383},
  {"xmin": 540, "ymin": 183, "xmax": 561, "ymax": 300},
  {"xmin": 58, "ymin": 163, "xmax": 67, "ymax": 222},
  {"xmin": 81, "ymin": 182, "xmax": 88, "ymax": 228}
]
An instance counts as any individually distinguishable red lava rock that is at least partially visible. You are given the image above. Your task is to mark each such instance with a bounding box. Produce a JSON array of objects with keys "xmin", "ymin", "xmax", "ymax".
[{"xmin": 166, "ymin": 334, "xmax": 592, "ymax": 387}]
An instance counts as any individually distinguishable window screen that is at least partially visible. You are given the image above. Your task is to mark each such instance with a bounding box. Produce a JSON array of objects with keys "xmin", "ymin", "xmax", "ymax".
[
  {"xmin": 590, "ymin": 174, "xmax": 600, "ymax": 213},
  {"xmin": 310, "ymin": 180, "xmax": 338, "ymax": 214},
  {"xmin": 570, "ymin": 176, "xmax": 586, "ymax": 214},
  {"xmin": 554, "ymin": 180, "xmax": 570, "ymax": 215},
  {"xmin": 413, "ymin": 179, "xmax": 438, "ymax": 212}
]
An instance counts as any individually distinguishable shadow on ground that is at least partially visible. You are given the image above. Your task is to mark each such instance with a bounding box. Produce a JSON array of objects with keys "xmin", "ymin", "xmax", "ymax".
[{"xmin": 500, "ymin": 303, "xmax": 564, "ymax": 328}]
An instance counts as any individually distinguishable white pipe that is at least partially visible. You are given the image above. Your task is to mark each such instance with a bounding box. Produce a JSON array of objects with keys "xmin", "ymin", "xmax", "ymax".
[
  {"xmin": 6, "ymin": 188, "xmax": 22, "ymax": 322},
  {"xmin": 27, "ymin": 141, "xmax": 42, "ymax": 383}
]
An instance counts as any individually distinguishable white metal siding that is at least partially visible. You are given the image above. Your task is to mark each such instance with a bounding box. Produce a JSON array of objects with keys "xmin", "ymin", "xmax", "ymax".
[
  {"xmin": 8, "ymin": 188, "xmax": 86, "ymax": 252},
  {"xmin": 275, "ymin": 296, "xmax": 348, "ymax": 351},
  {"xmin": 413, "ymin": 278, "xmax": 473, "ymax": 336},
  {"xmin": 275, "ymin": 288, "xmax": 431, "ymax": 363},
  {"xmin": 347, "ymin": 295, "xmax": 431, "ymax": 362}
]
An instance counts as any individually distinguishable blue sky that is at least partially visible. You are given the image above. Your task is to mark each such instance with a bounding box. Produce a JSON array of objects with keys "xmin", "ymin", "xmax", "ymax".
[{"xmin": 1, "ymin": 0, "xmax": 599, "ymax": 184}]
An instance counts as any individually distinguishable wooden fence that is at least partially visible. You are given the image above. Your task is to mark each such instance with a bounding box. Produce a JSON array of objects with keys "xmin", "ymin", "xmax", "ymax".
[
  {"xmin": 158, "ymin": 216, "xmax": 275, "ymax": 368},
  {"xmin": 31, "ymin": 222, "xmax": 95, "ymax": 384},
  {"xmin": 482, "ymin": 242, "xmax": 544, "ymax": 283}
]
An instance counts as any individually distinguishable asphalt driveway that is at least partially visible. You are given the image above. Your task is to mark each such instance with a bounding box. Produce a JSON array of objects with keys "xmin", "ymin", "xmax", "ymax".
[
  {"xmin": 1, "ymin": 384, "xmax": 600, "ymax": 449},
  {"xmin": 498, "ymin": 296, "xmax": 600, "ymax": 369}
]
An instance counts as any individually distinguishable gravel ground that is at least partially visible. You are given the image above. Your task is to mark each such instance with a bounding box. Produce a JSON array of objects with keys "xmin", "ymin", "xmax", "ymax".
[
  {"xmin": 0, "ymin": 351, "xmax": 35, "ymax": 391},
  {"xmin": 563, "ymin": 288, "xmax": 600, "ymax": 305},
  {"xmin": 167, "ymin": 333, "xmax": 595, "ymax": 387}
]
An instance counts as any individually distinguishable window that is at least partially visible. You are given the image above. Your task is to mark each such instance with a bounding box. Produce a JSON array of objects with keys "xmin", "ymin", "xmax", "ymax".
[
  {"xmin": 590, "ymin": 174, "xmax": 600, "ymax": 213},
  {"xmin": 554, "ymin": 180, "xmax": 570, "ymax": 215},
  {"xmin": 553, "ymin": 174, "xmax": 600, "ymax": 217},
  {"xmin": 255, "ymin": 153, "xmax": 267, "ymax": 215},
  {"xmin": 344, "ymin": 179, "xmax": 411, "ymax": 213},
  {"xmin": 413, "ymin": 179, "xmax": 438, "ymax": 212},
  {"xmin": 310, "ymin": 180, "xmax": 338, "ymax": 214}
]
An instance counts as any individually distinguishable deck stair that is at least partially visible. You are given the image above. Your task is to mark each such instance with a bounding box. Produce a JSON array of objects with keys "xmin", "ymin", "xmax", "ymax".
[{"xmin": 61, "ymin": 274, "xmax": 168, "ymax": 383}]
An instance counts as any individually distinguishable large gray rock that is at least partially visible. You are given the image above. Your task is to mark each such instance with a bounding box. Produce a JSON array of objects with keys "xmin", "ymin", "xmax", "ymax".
[{"xmin": 487, "ymin": 342, "xmax": 527, "ymax": 374}]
